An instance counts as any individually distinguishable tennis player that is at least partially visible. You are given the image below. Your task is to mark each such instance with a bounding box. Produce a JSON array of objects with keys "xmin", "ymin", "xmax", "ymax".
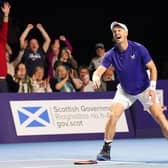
[{"xmin": 92, "ymin": 21, "xmax": 167, "ymax": 161}]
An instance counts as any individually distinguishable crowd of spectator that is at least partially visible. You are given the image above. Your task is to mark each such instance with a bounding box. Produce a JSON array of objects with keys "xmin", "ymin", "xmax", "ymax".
[{"xmin": 0, "ymin": 2, "xmax": 118, "ymax": 93}]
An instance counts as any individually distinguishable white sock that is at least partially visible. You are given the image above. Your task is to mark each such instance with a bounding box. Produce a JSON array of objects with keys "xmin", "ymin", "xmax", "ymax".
[{"xmin": 104, "ymin": 140, "xmax": 112, "ymax": 144}]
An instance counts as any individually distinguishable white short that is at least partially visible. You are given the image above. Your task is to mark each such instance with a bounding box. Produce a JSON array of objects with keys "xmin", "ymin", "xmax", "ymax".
[{"xmin": 112, "ymin": 84, "xmax": 160, "ymax": 113}]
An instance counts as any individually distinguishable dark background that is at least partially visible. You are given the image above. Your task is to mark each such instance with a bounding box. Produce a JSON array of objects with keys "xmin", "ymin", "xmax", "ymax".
[{"xmin": 2, "ymin": 1, "xmax": 168, "ymax": 79}]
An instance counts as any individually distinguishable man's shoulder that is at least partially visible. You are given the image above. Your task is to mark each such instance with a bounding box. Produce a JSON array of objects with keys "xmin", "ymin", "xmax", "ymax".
[
  {"xmin": 129, "ymin": 40, "xmax": 148, "ymax": 53},
  {"xmin": 129, "ymin": 40, "xmax": 146, "ymax": 49},
  {"xmin": 105, "ymin": 47, "xmax": 115, "ymax": 56}
]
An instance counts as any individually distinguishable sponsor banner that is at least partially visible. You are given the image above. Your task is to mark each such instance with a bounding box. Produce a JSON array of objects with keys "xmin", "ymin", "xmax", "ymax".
[{"xmin": 9, "ymin": 99, "xmax": 129, "ymax": 136}]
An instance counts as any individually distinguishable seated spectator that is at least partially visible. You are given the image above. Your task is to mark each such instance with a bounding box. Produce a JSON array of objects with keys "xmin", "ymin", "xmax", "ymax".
[
  {"xmin": 13, "ymin": 63, "xmax": 32, "ymax": 93},
  {"xmin": 50, "ymin": 63, "xmax": 82, "ymax": 92},
  {"xmin": 31, "ymin": 66, "xmax": 52, "ymax": 93},
  {"xmin": 78, "ymin": 65, "xmax": 94, "ymax": 92}
]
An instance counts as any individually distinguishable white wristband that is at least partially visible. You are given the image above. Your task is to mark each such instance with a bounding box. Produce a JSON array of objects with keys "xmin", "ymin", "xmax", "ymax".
[{"xmin": 150, "ymin": 80, "xmax": 156, "ymax": 90}]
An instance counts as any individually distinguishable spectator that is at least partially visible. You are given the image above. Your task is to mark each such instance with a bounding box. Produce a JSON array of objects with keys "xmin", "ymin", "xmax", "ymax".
[
  {"xmin": 31, "ymin": 66, "xmax": 52, "ymax": 93},
  {"xmin": 47, "ymin": 39, "xmax": 60, "ymax": 81},
  {"xmin": 19, "ymin": 23, "xmax": 51, "ymax": 77},
  {"xmin": 78, "ymin": 65, "xmax": 94, "ymax": 92},
  {"xmin": 0, "ymin": 2, "xmax": 11, "ymax": 92},
  {"xmin": 89, "ymin": 43, "xmax": 106, "ymax": 75},
  {"xmin": 6, "ymin": 43, "xmax": 26, "ymax": 77},
  {"xmin": 47, "ymin": 35, "xmax": 73, "ymax": 81},
  {"xmin": 50, "ymin": 63, "xmax": 82, "ymax": 92},
  {"xmin": 54, "ymin": 47, "xmax": 78, "ymax": 78},
  {"xmin": 13, "ymin": 63, "xmax": 32, "ymax": 93},
  {"xmin": 101, "ymin": 65, "xmax": 118, "ymax": 91}
]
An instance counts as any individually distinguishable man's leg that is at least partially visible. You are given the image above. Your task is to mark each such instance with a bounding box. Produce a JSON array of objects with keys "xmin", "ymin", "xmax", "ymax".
[
  {"xmin": 97, "ymin": 103, "xmax": 124, "ymax": 161},
  {"xmin": 150, "ymin": 104, "xmax": 168, "ymax": 138}
]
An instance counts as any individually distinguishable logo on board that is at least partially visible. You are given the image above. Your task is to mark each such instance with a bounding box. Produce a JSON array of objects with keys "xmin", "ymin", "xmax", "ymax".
[{"xmin": 17, "ymin": 106, "xmax": 50, "ymax": 127}]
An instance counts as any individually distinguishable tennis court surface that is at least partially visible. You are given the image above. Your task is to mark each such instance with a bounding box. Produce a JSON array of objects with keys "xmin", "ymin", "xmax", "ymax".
[{"xmin": 0, "ymin": 138, "xmax": 168, "ymax": 168}]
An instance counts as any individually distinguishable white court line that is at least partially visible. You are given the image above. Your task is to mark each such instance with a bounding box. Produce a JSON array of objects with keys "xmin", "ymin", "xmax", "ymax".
[
  {"xmin": 0, "ymin": 158, "xmax": 167, "ymax": 164},
  {"xmin": 0, "ymin": 158, "xmax": 76, "ymax": 163},
  {"xmin": 0, "ymin": 158, "xmax": 168, "ymax": 167},
  {"xmin": 100, "ymin": 160, "xmax": 168, "ymax": 166}
]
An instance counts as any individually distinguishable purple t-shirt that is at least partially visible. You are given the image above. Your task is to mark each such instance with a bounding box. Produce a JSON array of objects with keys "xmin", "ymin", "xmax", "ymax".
[{"xmin": 101, "ymin": 41, "xmax": 152, "ymax": 95}]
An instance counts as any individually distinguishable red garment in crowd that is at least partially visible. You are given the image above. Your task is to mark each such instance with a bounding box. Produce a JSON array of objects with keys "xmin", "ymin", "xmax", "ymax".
[{"xmin": 0, "ymin": 22, "xmax": 8, "ymax": 77}]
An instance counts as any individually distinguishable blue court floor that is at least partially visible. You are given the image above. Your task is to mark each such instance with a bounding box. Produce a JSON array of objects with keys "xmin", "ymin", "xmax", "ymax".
[{"xmin": 0, "ymin": 138, "xmax": 168, "ymax": 167}]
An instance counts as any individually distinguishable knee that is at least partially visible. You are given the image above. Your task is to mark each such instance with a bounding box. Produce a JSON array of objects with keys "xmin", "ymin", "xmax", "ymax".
[
  {"xmin": 108, "ymin": 112, "xmax": 119, "ymax": 123},
  {"xmin": 108, "ymin": 103, "xmax": 124, "ymax": 123}
]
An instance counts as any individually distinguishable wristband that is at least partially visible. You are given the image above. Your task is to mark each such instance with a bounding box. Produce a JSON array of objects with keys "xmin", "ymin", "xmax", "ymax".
[{"xmin": 150, "ymin": 80, "xmax": 156, "ymax": 90}]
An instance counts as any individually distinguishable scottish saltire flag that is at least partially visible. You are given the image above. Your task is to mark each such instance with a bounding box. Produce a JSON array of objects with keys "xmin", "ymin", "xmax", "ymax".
[{"xmin": 17, "ymin": 106, "xmax": 50, "ymax": 127}]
